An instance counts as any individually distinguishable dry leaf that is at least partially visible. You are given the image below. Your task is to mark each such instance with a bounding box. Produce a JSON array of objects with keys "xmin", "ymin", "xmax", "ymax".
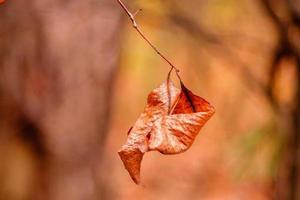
[{"xmin": 118, "ymin": 76, "xmax": 215, "ymax": 184}]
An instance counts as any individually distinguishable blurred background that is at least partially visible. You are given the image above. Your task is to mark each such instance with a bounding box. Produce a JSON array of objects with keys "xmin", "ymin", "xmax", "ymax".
[{"xmin": 0, "ymin": 0, "xmax": 300, "ymax": 200}]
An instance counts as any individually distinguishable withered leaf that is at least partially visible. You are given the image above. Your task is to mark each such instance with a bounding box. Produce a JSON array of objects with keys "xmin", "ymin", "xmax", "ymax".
[{"xmin": 118, "ymin": 77, "xmax": 215, "ymax": 184}]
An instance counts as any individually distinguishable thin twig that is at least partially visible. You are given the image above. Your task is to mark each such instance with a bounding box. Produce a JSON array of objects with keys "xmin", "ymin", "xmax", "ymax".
[
  {"xmin": 133, "ymin": 8, "xmax": 142, "ymax": 17},
  {"xmin": 116, "ymin": 0, "xmax": 181, "ymax": 81}
]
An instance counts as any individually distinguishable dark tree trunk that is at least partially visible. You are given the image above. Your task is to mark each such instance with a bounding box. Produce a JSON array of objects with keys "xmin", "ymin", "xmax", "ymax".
[
  {"xmin": 289, "ymin": 57, "xmax": 300, "ymax": 200},
  {"xmin": 259, "ymin": 1, "xmax": 300, "ymax": 199},
  {"xmin": 0, "ymin": 1, "xmax": 121, "ymax": 199}
]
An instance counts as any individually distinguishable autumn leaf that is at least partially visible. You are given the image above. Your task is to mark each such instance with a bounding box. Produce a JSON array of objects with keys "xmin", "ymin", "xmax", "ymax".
[{"xmin": 118, "ymin": 75, "xmax": 215, "ymax": 184}]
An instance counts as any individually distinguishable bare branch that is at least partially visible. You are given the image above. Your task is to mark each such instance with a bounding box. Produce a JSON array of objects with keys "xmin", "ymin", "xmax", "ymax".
[{"xmin": 116, "ymin": 0, "xmax": 181, "ymax": 80}]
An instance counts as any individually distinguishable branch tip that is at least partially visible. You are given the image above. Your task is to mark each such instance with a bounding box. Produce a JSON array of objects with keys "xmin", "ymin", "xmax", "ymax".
[{"xmin": 133, "ymin": 8, "xmax": 143, "ymax": 17}]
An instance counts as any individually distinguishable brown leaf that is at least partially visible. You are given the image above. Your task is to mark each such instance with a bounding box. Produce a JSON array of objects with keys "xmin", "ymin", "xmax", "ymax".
[{"xmin": 118, "ymin": 77, "xmax": 215, "ymax": 184}]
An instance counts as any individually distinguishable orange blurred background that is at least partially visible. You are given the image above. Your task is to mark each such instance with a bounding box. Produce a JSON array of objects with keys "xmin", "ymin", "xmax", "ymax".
[{"xmin": 0, "ymin": 0, "xmax": 300, "ymax": 200}]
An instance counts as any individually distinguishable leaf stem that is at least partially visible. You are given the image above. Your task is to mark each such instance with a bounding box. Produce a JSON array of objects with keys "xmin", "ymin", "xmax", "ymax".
[{"xmin": 116, "ymin": 0, "xmax": 182, "ymax": 80}]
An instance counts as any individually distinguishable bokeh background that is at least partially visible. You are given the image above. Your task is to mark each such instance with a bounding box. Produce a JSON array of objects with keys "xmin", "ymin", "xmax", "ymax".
[{"xmin": 0, "ymin": 0, "xmax": 300, "ymax": 200}]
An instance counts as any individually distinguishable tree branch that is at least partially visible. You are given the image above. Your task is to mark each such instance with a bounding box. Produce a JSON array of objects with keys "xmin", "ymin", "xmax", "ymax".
[{"xmin": 116, "ymin": 0, "xmax": 181, "ymax": 80}]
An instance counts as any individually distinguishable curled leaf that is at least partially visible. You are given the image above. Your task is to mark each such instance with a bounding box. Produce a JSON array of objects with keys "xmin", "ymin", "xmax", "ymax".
[{"xmin": 118, "ymin": 77, "xmax": 215, "ymax": 184}]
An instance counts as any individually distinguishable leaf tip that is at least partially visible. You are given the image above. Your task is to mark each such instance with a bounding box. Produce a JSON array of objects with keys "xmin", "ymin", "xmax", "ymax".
[
  {"xmin": 208, "ymin": 103, "xmax": 216, "ymax": 115},
  {"xmin": 118, "ymin": 148, "xmax": 143, "ymax": 185}
]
